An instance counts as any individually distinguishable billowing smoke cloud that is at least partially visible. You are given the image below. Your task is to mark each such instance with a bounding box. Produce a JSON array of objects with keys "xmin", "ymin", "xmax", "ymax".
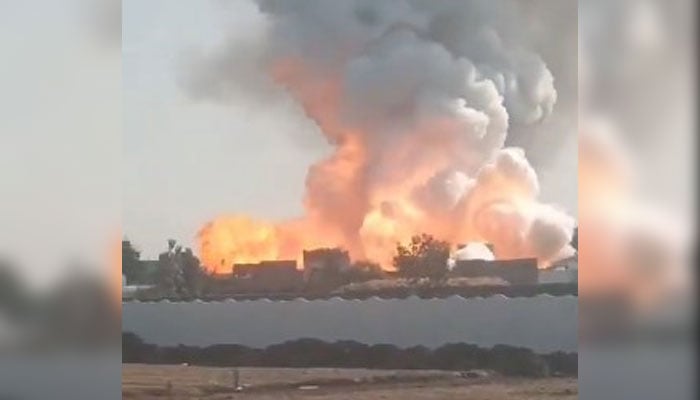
[
  {"xmin": 454, "ymin": 243, "xmax": 495, "ymax": 261},
  {"xmin": 187, "ymin": 0, "xmax": 576, "ymax": 270},
  {"xmin": 457, "ymin": 148, "xmax": 575, "ymax": 264}
]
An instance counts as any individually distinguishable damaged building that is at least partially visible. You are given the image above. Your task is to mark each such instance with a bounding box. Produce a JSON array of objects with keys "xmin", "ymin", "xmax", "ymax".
[
  {"xmin": 538, "ymin": 255, "xmax": 578, "ymax": 284},
  {"xmin": 231, "ymin": 260, "xmax": 303, "ymax": 293},
  {"xmin": 302, "ymin": 248, "xmax": 352, "ymax": 290},
  {"xmin": 449, "ymin": 258, "xmax": 539, "ymax": 286}
]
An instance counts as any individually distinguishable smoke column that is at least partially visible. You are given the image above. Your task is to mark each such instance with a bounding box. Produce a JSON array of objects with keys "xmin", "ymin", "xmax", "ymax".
[{"xmin": 187, "ymin": 0, "xmax": 576, "ymax": 271}]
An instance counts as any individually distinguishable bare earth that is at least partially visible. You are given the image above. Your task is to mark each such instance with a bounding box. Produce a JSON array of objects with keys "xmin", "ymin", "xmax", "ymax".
[{"xmin": 123, "ymin": 364, "xmax": 577, "ymax": 399}]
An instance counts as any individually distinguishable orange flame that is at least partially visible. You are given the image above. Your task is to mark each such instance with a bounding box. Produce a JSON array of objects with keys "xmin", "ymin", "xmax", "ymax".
[
  {"xmin": 197, "ymin": 58, "xmax": 572, "ymax": 273},
  {"xmin": 198, "ymin": 216, "xmax": 287, "ymax": 273}
]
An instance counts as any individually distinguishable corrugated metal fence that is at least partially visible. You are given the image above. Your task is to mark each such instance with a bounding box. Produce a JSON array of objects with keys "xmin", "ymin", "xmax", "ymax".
[{"xmin": 123, "ymin": 295, "xmax": 577, "ymax": 352}]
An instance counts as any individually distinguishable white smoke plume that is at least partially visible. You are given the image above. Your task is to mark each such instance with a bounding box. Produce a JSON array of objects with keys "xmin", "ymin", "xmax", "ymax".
[
  {"xmin": 186, "ymin": 0, "xmax": 577, "ymax": 269},
  {"xmin": 454, "ymin": 243, "xmax": 495, "ymax": 261}
]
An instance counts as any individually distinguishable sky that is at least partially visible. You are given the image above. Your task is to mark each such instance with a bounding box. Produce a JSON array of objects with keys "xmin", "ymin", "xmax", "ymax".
[
  {"xmin": 122, "ymin": 0, "xmax": 578, "ymax": 260},
  {"xmin": 123, "ymin": 0, "xmax": 332, "ymax": 258}
]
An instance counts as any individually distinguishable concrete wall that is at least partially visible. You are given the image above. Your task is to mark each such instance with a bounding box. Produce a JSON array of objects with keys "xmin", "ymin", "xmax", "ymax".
[
  {"xmin": 539, "ymin": 267, "xmax": 577, "ymax": 284},
  {"xmin": 123, "ymin": 295, "xmax": 577, "ymax": 353}
]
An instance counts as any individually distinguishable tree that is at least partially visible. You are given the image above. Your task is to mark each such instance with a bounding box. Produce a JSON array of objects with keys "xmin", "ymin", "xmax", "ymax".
[
  {"xmin": 343, "ymin": 260, "xmax": 384, "ymax": 283},
  {"xmin": 393, "ymin": 234, "xmax": 450, "ymax": 280},
  {"xmin": 181, "ymin": 248, "xmax": 205, "ymax": 296},
  {"xmin": 156, "ymin": 240, "xmax": 205, "ymax": 298},
  {"xmin": 156, "ymin": 240, "xmax": 185, "ymax": 297},
  {"xmin": 121, "ymin": 239, "xmax": 141, "ymax": 285}
]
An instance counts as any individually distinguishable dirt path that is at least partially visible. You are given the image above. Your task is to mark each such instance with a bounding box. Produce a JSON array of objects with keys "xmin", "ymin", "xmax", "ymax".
[{"xmin": 123, "ymin": 364, "xmax": 577, "ymax": 399}]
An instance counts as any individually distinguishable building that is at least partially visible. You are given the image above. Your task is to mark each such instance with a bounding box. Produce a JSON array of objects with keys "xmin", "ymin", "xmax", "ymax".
[
  {"xmin": 234, "ymin": 260, "xmax": 298, "ymax": 278},
  {"xmin": 539, "ymin": 255, "xmax": 578, "ymax": 284},
  {"xmin": 232, "ymin": 260, "xmax": 303, "ymax": 292},
  {"xmin": 450, "ymin": 258, "xmax": 539, "ymax": 285},
  {"xmin": 302, "ymin": 248, "xmax": 351, "ymax": 281}
]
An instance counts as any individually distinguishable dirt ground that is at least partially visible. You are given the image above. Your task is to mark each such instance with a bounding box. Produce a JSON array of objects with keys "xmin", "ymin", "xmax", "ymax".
[{"xmin": 123, "ymin": 364, "xmax": 577, "ymax": 399}]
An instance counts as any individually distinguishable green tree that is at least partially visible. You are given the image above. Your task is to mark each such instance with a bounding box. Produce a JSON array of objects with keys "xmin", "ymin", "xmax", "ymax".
[
  {"xmin": 121, "ymin": 239, "xmax": 141, "ymax": 285},
  {"xmin": 343, "ymin": 260, "xmax": 384, "ymax": 283},
  {"xmin": 393, "ymin": 234, "xmax": 450, "ymax": 280},
  {"xmin": 181, "ymin": 248, "xmax": 205, "ymax": 296},
  {"xmin": 156, "ymin": 240, "xmax": 184, "ymax": 297},
  {"xmin": 156, "ymin": 240, "xmax": 205, "ymax": 298}
]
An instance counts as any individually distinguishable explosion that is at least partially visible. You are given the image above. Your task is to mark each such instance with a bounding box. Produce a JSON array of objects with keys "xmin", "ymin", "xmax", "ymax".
[{"xmin": 188, "ymin": 0, "xmax": 576, "ymax": 273}]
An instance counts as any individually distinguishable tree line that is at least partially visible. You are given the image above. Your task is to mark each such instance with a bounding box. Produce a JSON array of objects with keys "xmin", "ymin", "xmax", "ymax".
[{"xmin": 122, "ymin": 332, "xmax": 577, "ymax": 378}]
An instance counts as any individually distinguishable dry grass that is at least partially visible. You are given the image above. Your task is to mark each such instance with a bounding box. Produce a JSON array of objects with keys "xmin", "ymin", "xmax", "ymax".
[{"xmin": 123, "ymin": 364, "xmax": 576, "ymax": 399}]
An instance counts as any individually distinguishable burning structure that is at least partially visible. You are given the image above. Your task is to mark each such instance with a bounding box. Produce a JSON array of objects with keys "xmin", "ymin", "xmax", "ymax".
[
  {"xmin": 234, "ymin": 260, "xmax": 298, "ymax": 279},
  {"xmin": 303, "ymin": 248, "xmax": 351, "ymax": 280},
  {"xmin": 190, "ymin": 0, "xmax": 576, "ymax": 273},
  {"xmin": 449, "ymin": 258, "xmax": 539, "ymax": 286},
  {"xmin": 233, "ymin": 260, "xmax": 303, "ymax": 292}
]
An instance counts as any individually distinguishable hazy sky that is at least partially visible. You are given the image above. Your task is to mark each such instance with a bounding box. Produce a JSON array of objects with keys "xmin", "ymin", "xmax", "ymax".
[
  {"xmin": 123, "ymin": 0, "xmax": 334, "ymax": 258},
  {"xmin": 123, "ymin": 0, "xmax": 578, "ymax": 259}
]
